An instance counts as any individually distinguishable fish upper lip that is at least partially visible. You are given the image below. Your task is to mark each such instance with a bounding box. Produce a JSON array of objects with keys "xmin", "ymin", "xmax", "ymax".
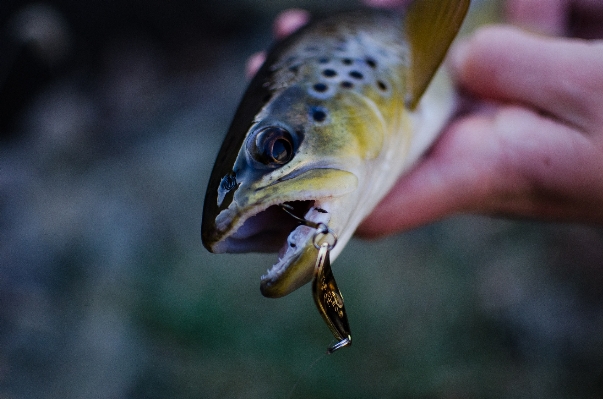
[{"xmin": 264, "ymin": 162, "xmax": 341, "ymax": 188}]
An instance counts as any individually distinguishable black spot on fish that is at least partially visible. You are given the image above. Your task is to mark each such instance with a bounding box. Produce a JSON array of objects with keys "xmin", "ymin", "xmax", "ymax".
[
  {"xmin": 315, "ymin": 207, "xmax": 328, "ymax": 213},
  {"xmin": 349, "ymin": 71, "xmax": 363, "ymax": 80},
  {"xmin": 289, "ymin": 65, "xmax": 299, "ymax": 74},
  {"xmin": 340, "ymin": 81, "xmax": 354, "ymax": 89},
  {"xmin": 377, "ymin": 80, "xmax": 388, "ymax": 91},
  {"xmin": 313, "ymin": 83, "xmax": 328, "ymax": 93},
  {"xmin": 290, "ymin": 242, "xmax": 296, "ymax": 248},
  {"xmin": 310, "ymin": 107, "xmax": 327, "ymax": 123},
  {"xmin": 365, "ymin": 57, "xmax": 377, "ymax": 68},
  {"xmin": 342, "ymin": 58, "xmax": 353, "ymax": 65},
  {"xmin": 319, "ymin": 57, "xmax": 330, "ymax": 64},
  {"xmin": 322, "ymin": 69, "xmax": 337, "ymax": 77}
]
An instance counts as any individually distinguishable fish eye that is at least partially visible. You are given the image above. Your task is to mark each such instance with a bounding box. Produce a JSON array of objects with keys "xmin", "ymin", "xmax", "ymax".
[{"xmin": 249, "ymin": 126, "xmax": 295, "ymax": 166}]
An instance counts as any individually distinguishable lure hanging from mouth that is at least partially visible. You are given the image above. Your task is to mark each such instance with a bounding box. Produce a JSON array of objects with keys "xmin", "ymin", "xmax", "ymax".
[
  {"xmin": 281, "ymin": 203, "xmax": 351, "ymax": 353},
  {"xmin": 202, "ymin": 0, "xmax": 470, "ymax": 352},
  {"xmin": 312, "ymin": 231, "xmax": 352, "ymax": 353}
]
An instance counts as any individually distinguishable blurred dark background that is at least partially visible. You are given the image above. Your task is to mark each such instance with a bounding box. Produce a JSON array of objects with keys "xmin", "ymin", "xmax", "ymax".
[{"xmin": 1, "ymin": 1, "xmax": 603, "ymax": 398}]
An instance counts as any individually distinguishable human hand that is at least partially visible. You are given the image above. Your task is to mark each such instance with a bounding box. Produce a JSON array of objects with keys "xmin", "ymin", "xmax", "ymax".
[
  {"xmin": 358, "ymin": 25, "xmax": 603, "ymax": 237},
  {"xmin": 358, "ymin": 0, "xmax": 603, "ymax": 237}
]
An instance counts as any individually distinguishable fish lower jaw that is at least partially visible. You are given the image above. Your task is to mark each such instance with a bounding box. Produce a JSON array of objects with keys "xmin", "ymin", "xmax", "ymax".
[
  {"xmin": 260, "ymin": 224, "xmax": 314, "ymax": 281},
  {"xmin": 259, "ymin": 202, "xmax": 332, "ymax": 294}
]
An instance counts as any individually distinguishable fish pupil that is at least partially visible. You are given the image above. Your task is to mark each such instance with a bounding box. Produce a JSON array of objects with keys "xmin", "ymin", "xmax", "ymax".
[{"xmin": 271, "ymin": 138, "xmax": 293, "ymax": 163}]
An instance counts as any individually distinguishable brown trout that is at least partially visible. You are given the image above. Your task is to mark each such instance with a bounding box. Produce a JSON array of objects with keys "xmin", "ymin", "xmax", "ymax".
[{"xmin": 202, "ymin": 0, "xmax": 469, "ymax": 348}]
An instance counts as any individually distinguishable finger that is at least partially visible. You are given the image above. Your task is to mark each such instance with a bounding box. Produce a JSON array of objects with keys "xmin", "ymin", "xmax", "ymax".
[
  {"xmin": 471, "ymin": 106, "xmax": 603, "ymax": 223},
  {"xmin": 358, "ymin": 104, "xmax": 603, "ymax": 238},
  {"xmin": 357, "ymin": 113, "xmax": 500, "ymax": 238},
  {"xmin": 505, "ymin": 0, "xmax": 568, "ymax": 35},
  {"xmin": 450, "ymin": 25, "xmax": 603, "ymax": 133},
  {"xmin": 246, "ymin": 51, "xmax": 266, "ymax": 79},
  {"xmin": 273, "ymin": 9, "xmax": 310, "ymax": 39}
]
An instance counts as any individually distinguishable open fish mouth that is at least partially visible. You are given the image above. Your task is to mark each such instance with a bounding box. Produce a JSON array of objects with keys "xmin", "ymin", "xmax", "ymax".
[
  {"xmin": 211, "ymin": 199, "xmax": 332, "ymax": 296},
  {"xmin": 204, "ymin": 167, "xmax": 358, "ymax": 296},
  {"xmin": 260, "ymin": 201, "xmax": 332, "ymax": 285}
]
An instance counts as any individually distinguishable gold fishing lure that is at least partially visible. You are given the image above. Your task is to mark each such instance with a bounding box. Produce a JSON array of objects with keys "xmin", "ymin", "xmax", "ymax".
[
  {"xmin": 313, "ymin": 242, "xmax": 351, "ymax": 353},
  {"xmin": 281, "ymin": 204, "xmax": 351, "ymax": 352}
]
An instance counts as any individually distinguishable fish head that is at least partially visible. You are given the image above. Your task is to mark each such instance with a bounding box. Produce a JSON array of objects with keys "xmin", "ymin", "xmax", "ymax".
[{"xmin": 202, "ymin": 62, "xmax": 392, "ymax": 297}]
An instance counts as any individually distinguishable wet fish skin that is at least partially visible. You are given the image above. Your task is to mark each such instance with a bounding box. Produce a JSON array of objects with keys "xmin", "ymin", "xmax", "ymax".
[{"xmin": 202, "ymin": 1, "xmax": 470, "ymax": 298}]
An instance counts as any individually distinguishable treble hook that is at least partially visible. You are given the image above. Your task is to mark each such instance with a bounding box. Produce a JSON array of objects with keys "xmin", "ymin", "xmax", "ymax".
[
  {"xmin": 279, "ymin": 204, "xmax": 338, "ymax": 250},
  {"xmin": 279, "ymin": 204, "xmax": 351, "ymax": 353}
]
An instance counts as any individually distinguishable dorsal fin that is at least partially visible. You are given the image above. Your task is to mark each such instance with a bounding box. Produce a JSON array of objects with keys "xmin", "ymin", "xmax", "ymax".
[{"xmin": 404, "ymin": 0, "xmax": 470, "ymax": 109}]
